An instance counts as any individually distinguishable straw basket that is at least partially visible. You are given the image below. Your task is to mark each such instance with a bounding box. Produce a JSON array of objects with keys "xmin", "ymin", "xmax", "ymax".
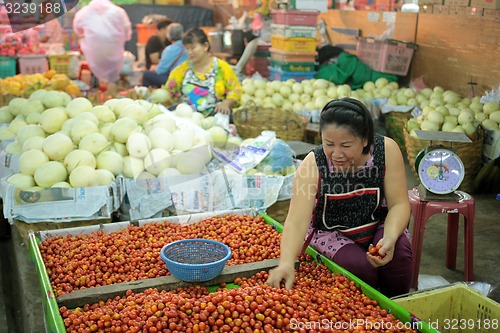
[
  {"xmin": 233, "ymin": 100, "xmax": 306, "ymax": 141},
  {"xmin": 266, "ymin": 199, "xmax": 290, "ymax": 224},
  {"xmin": 385, "ymin": 111, "xmax": 413, "ymax": 152},
  {"xmin": 0, "ymin": 94, "xmax": 20, "ymax": 106},
  {"xmin": 403, "ymin": 127, "xmax": 483, "ymax": 193}
]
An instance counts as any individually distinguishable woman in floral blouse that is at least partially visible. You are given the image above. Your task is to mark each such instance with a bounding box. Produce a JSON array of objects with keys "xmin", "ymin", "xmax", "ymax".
[{"xmin": 165, "ymin": 27, "xmax": 242, "ymax": 116}]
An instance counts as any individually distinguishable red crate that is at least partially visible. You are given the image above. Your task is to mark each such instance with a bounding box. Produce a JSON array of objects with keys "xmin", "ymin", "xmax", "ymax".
[
  {"xmin": 246, "ymin": 56, "xmax": 270, "ymax": 78},
  {"xmin": 136, "ymin": 24, "xmax": 158, "ymax": 44},
  {"xmin": 356, "ymin": 38, "xmax": 417, "ymax": 76},
  {"xmin": 271, "ymin": 10, "xmax": 320, "ymax": 27}
]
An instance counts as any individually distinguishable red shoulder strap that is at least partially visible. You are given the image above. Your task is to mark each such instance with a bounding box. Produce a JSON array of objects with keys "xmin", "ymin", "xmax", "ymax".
[{"xmin": 166, "ymin": 45, "xmax": 185, "ymax": 73}]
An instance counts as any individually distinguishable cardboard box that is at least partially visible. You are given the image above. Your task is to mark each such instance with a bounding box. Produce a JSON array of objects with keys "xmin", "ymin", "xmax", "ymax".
[
  {"xmin": 419, "ymin": 3, "xmax": 435, "ymax": 12},
  {"xmin": 483, "ymin": 7, "xmax": 500, "ymax": 15},
  {"xmin": 470, "ymin": 0, "xmax": 500, "ymax": 8},
  {"xmin": 465, "ymin": 6, "xmax": 484, "ymax": 14},
  {"xmin": 449, "ymin": 5, "xmax": 467, "ymax": 13},
  {"xmin": 444, "ymin": 0, "xmax": 470, "ymax": 5},
  {"xmin": 421, "ymin": 0, "xmax": 445, "ymax": 4},
  {"xmin": 433, "ymin": 4, "xmax": 451, "ymax": 13}
]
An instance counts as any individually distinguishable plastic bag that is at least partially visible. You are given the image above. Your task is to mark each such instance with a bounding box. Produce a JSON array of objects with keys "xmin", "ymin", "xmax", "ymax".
[
  {"xmin": 121, "ymin": 51, "xmax": 135, "ymax": 76},
  {"xmin": 465, "ymin": 281, "xmax": 495, "ymax": 297},
  {"xmin": 214, "ymin": 113, "xmax": 231, "ymax": 133},
  {"xmin": 212, "ymin": 131, "xmax": 276, "ymax": 173},
  {"xmin": 73, "ymin": 0, "xmax": 132, "ymax": 83},
  {"xmin": 480, "ymin": 85, "xmax": 500, "ymax": 104},
  {"xmin": 255, "ymin": 139, "xmax": 294, "ymax": 174},
  {"xmin": 377, "ymin": 21, "xmax": 395, "ymax": 41}
]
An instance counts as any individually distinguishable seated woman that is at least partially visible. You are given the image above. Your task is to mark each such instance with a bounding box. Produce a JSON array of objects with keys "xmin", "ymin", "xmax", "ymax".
[
  {"xmin": 145, "ymin": 19, "xmax": 172, "ymax": 70},
  {"xmin": 164, "ymin": 28, "xmax": 242, "ymax": 116},
  {"xmin": 142, "ymin": 23, "xmax": 188, "ymax": 88},
  {"xmin": 266, "ymin": 98, "xmax": 413, "ymax": 298}
]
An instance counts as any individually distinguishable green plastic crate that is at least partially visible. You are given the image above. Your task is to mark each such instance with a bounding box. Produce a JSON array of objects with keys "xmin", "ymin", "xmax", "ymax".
[
  {"xmin": 0, "ymin": 56, "xmax": 16, "ymax": 79},
  {"xmin": 260, "ymin": 211, "xmax": 439, "ymax": 333},
  {"xmin": 270, "ymin": 58, "xmax": 316, "ymax": 72}
]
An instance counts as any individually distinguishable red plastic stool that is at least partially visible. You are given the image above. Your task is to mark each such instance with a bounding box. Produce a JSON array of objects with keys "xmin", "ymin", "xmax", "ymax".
[{"xmin": 408, "ymin": 187, "xmax": 474, "ymax": 290}]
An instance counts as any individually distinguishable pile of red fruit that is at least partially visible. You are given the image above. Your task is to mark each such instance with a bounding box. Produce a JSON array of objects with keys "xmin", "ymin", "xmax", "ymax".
[
  {"xmin": 39, "ymin": 214, "xmax": 282, "ymax": 296},
  {"xmin": 59, "ymin": 262, "xmax": 417, "ymax": 333},
  {"xmin": 0, "ymin": 31, "xmax": 45, "ymax": 57}
]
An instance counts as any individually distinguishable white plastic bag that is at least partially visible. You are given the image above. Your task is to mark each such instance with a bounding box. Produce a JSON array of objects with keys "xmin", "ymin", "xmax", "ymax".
[
  {"xmin": 121, "ymin": 51, "xmax": 135, "ymax": 76},
  {"xmin": 480, "ymin": 85, "xmax": 500, "ymax": 104},
  {"xmin": 212, "ymin": 131, "xmax": 276, "ymax": 173}
]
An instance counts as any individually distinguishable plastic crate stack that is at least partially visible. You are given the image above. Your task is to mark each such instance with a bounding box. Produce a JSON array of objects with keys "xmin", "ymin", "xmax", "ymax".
[
  {"xmin": 269, "ymin": 9, "xmax": 319, "ymax": 82},
  {"xmin": 61, "ymin": 9, "xmax": 79, "ymax": 51},
  {"xmin": 246, "ymin": 44, "xmax": 271, "ymax": 78}
]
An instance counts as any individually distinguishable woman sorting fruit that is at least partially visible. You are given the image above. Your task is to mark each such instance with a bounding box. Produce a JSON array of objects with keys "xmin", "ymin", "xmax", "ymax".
[
  {"xmin": 164, "ymin": 28, "xmax": 242, "ymax": 116},
  {"xmin": 267, "ymin": 98, "xmax": 413, "ymax": 297}
]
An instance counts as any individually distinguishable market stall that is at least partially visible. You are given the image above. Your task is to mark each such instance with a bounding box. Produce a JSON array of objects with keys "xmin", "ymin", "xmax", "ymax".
[{"xmin": 29, "ymin": 209, "xmax": 436, "ymax": 333}]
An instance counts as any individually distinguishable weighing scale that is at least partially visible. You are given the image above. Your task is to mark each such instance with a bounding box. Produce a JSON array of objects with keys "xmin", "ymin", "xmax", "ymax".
[{"xmin": 413, "ymin": 130, "xmax": 470, "ymax": 201}]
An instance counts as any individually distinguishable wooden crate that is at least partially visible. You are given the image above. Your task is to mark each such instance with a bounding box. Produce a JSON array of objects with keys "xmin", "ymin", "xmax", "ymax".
[{"xmin": 15, "ymin": 218, "xmax": 111, "ymax": 245}]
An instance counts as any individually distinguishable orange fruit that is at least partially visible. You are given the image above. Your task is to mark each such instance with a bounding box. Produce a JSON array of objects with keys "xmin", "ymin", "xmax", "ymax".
[
  {"xmin": 66, "ymin": 84, "xmax": 81, "ymax": 96},
  {"xmin": 44, "ymin": 69, "xmax": 57, "ymax": 79}
]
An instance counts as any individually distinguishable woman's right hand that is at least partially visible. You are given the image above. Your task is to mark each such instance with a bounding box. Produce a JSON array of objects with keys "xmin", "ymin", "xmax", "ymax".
[{"xmin": 266, "ymin": 265, "xmax": 295, "ymax": 290}]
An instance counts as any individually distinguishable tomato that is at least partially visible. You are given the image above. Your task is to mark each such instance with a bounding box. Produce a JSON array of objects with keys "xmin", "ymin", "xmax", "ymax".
[{"xmin": 368, "ymin": 244, "xmax": 385, "ymax": 258}]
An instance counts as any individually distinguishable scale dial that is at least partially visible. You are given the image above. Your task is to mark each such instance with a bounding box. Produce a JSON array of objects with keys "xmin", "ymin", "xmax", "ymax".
[{"xmin": 417, "ymin": 148, "xmax": 465, "ymax": 195}]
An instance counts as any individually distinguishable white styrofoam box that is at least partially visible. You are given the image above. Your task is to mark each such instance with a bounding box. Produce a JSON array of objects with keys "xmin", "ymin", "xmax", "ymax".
[{"xmin": 291, "ymin": 0, "xmax": 328, "ymax": 12}]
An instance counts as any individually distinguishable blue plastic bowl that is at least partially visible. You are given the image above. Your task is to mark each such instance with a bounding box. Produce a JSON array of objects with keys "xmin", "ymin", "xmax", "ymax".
[{"xmin": 160, "ymin": 239, "xmax": 232, "ymax": 282}]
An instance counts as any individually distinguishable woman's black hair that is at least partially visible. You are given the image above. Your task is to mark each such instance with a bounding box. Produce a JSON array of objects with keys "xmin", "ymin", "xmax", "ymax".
[
  {"xmin": 182, "ymin": 27, "xmax": 211, "ymax": 51},
  {"xmin": 157, "ymin": 19, "xmax": 173, "ymax": 30},
  {"xmin": 319, "ymin": 97, "xmax": 374, "ymax": 155}
]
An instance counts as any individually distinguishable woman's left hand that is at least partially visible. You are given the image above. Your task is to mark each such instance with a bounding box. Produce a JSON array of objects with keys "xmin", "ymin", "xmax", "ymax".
[
  {"xmin": 366, "ymin": 237, "xmax": 396, "ymax": 268},
  {"xmin": 214, "ymin": 100, "xmax": 232, "ymax": 115}
]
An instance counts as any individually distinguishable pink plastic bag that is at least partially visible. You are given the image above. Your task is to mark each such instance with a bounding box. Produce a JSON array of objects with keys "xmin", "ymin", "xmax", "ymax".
[{"xmin": 73, "ymin": 0, "xmax": 132, "ymax": 83}]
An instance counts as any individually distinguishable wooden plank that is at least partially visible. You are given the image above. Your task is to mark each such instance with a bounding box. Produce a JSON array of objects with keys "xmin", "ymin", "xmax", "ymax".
[
  {"xmin": 57, "ymin": 258, "xmax": 290, "ymax": 309},
  {"xmin": 319, "ymin": 10, "xmax": 417, "ymax": 53},
  {"xmin": 411, "ymin": 13, "xmax": 500, "ymax": 96}
]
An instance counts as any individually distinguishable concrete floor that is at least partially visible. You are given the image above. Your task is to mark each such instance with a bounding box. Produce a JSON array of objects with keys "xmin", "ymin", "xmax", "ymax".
[{"xmin": 0, "ymin": 125, "xmax": 499, "ymax": 332}]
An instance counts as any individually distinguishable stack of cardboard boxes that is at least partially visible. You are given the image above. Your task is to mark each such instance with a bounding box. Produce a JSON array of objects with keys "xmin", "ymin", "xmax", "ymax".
[{"xmin": 421, "ymin": 0, "xmax": 499, "ymax": 16}]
